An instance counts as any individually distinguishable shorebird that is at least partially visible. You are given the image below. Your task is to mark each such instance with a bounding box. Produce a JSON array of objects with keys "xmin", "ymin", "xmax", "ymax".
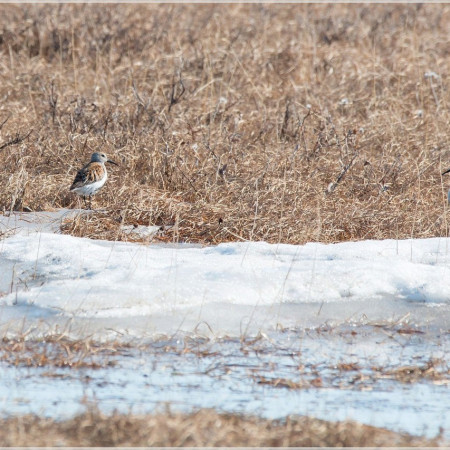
[{"xmin": 70, "ymin": 152, "xmax": 118, "ymax": 209}]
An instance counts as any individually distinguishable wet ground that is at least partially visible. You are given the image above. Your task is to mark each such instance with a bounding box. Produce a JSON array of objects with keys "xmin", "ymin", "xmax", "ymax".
[{"xmin": 1, "ymin": 322, "xmax": 448, "ymax": 440}]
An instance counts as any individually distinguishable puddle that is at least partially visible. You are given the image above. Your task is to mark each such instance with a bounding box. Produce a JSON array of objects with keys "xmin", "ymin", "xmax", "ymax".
[{"xmin": 0, "ymin": 324, "xmax": 448, "ymax": 439}]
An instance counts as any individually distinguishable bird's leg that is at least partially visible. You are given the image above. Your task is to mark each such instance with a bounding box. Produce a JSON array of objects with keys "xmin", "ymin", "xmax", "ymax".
[
  {"xmin": 89, "ymin": 195, "xmax": 92, "ymax": 210},
  {"xmin": 83, "ymin": 196, "xmax": 88, "ymax": 209}
]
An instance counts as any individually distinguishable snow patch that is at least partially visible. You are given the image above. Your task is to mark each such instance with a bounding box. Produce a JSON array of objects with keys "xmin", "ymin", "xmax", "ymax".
[{"xmin": 0, "ymin": 210, "xmax": 449, "ymax": 340}]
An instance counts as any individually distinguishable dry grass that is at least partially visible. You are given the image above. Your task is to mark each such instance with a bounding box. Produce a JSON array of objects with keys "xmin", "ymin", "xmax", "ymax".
[
  {"xmin": 0, "ymin": 335, "xmax": 122, "ymax": 369},
  {"xmin": 2, "ymin": 332, "xmax": 448, "ymax": 388},
  {"xmin": 0, "ymin": 332, "xmax": 447, "ymax": 446},
  {"xmin": 0, "ymin": 4, "xmax": 449, "ymax": 244},
  {"xmin": 0, "ymin": 408, "xmax": 444, "ymax": 447}
]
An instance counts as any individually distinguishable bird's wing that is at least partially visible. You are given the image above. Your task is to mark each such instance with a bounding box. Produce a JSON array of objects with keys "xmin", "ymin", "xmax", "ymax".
[{"xmin": 70, "ymin": 162, "xmax": 105, "ymax": 190}]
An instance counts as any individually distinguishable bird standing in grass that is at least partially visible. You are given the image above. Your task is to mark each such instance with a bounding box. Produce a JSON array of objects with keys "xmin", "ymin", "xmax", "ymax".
[{"xmin": 70, "ymin": 152, "xmax": 118, "ymax": 209}]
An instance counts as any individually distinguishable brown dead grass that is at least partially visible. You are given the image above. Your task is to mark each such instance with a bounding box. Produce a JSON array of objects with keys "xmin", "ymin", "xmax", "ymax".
[
  {"xmin": 0, "ymin": 336, "xmax": 122, "ymax": 369},
  {"xmin": 2, "ymin": 333, "xmax": 448, "ymax": 388},
  {"xmin": 0, "ymin": 4, "xmax": 449, "ymax": 244},
  {"xmin": 0, "ymin": 333, "xmax": 447, "ymax": 445},
  {"xmin": 0, "ymin": 408, "xmax": 444, "ymax": 447}
]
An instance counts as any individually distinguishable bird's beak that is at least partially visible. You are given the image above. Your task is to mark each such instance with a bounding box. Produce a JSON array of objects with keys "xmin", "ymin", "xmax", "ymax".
[
  {"xmin": 107, "ymin": 159, "xmax": 119, "ymax": 166},
  {"xmin": 443, "ymin": 168, "xmax": 450, "ymax": 176}
]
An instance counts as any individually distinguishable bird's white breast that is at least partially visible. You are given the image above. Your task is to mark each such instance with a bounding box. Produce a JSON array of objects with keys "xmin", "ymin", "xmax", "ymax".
[{"xmin": 73, "ymin": 171, "xmax": 107, "ymax": 196}]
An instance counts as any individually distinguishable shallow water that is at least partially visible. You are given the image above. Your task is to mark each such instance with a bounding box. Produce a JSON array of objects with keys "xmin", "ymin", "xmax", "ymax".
[{"xmin": 0, "ymin": 324, "xmax": 448, "ymax": 439}]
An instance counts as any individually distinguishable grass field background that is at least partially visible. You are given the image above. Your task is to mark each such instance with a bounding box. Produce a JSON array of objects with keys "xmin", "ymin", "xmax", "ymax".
[{"xmin": 1, "ymin": 3, "xmax": 449, "ymax": 244}]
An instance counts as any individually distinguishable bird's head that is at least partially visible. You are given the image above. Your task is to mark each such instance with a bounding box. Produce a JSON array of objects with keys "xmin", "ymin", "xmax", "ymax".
[{"xmin": 91, "ymin": 152, "xmax": 118, "ymax": 166}]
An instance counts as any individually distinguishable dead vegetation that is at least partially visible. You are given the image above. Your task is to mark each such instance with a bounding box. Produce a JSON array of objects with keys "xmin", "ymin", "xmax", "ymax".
[
  {"xmin": 0, "ymin": 408, "xmax": 443, "ymax": 447},
  {"xmin": 378, "ymin": 359, "xmax": 449, "ymax": 384},
  {"xmin": 251, "ymin": 358, "xmax": 449, "ymax": 390},
  {"xmin": 0, "ymin": 331, "xmax": 448, "ymax": 446},
  {"xmin": 0, "ymin": 335, "xmax": 122, "ymax": 369},
  {"xmin": 0, "ymin": 4, "xmax": 449, "ymax": 244},
  {"xmin": 1, "ymin": 331, "xmax": 448, "ymax": 388}
]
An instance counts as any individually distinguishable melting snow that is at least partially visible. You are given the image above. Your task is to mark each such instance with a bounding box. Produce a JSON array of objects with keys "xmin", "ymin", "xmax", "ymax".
[
  {"xmin": 0, "ymin": 209, "xmax": 448, "ymax": 340},
  {"xmin": 0, "ymin": 210, "xmax": 449, "ymax": 439}
]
